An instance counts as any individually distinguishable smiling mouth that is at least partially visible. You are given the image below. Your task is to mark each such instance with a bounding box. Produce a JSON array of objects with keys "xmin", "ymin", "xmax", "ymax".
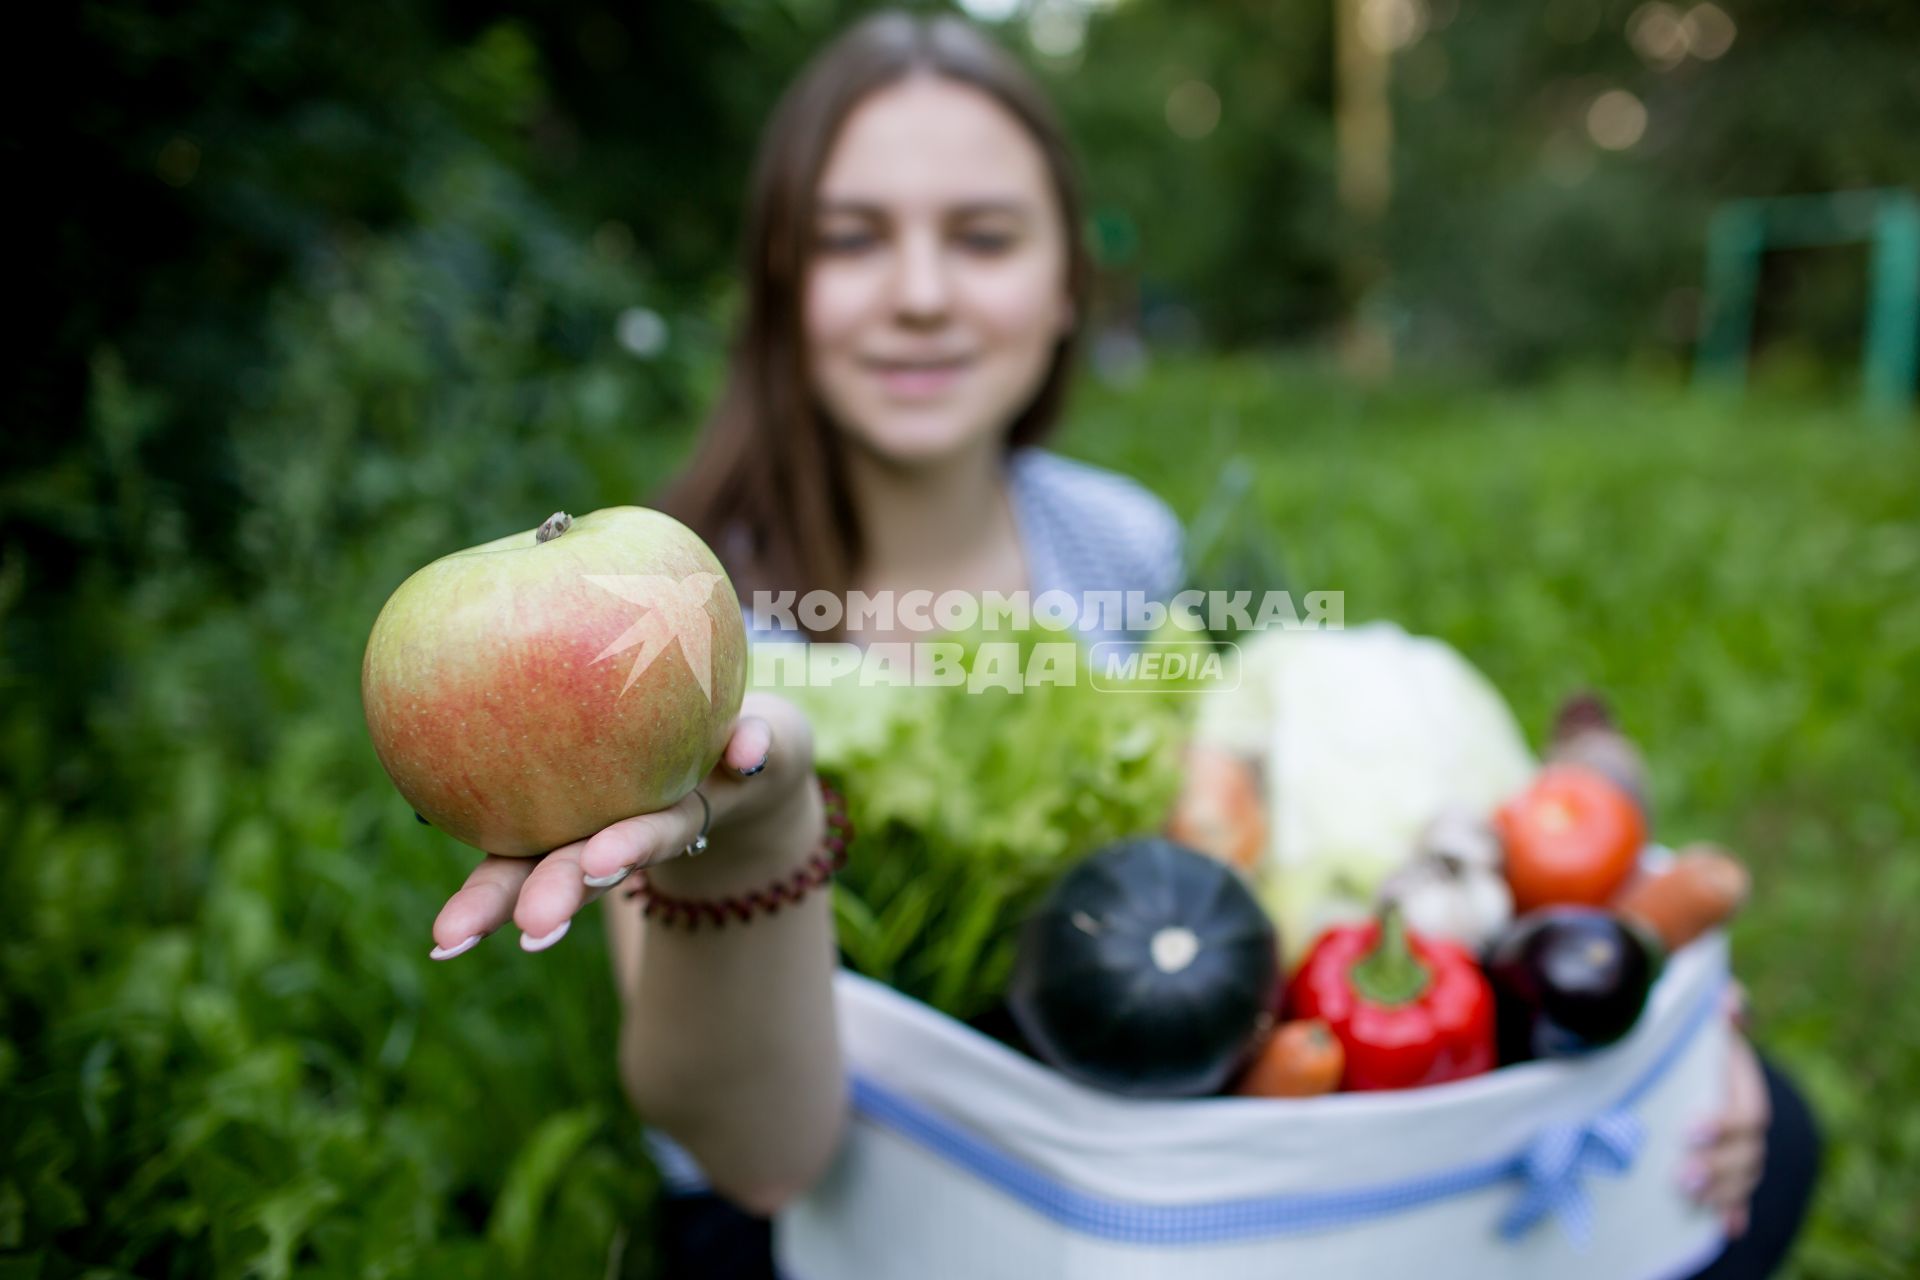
[
  {"xmin": 862, "ymin": 356, "xmax": 974, "ymax": 373},
  {"xmin": 861, "ymin": 356, "xmax": 974, "ymax": 400}
]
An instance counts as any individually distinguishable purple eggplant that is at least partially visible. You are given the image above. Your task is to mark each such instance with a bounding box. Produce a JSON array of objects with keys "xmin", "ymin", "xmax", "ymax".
[{"xmin": 1484, "ymin": 907, "xmax": 1657, "ymax": 1063}]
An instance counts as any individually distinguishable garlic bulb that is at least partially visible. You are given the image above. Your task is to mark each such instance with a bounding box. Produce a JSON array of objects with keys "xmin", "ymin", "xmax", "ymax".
[
  {"xmin": 1415, "ymin": 805, "xmax": 1504, "ymax": 872},
  {"xmin": 1380, "ymin": 854, "xmax": 1514, "ymax": 952}
]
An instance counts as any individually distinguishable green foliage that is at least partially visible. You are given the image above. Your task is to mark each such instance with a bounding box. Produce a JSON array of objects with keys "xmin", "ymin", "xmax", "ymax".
[
  {"xmin": 1044, "ymin": 0, "xmax": 1344, "ymax": 340},
  {"xmin": 1031, "ymin": 0, "xmax": 1920, "ymax": 373},
  {"xmin": 2, "ymin": 21, "xmax": 712, "ymax": 1274}
]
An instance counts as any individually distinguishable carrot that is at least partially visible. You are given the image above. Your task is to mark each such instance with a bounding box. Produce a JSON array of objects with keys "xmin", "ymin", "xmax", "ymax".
[
  {"xmin": 1167, "ymin": 743, "xmax": 1267, "ymax": 872},
  {"xmin": 1234, "ymin": 1019, "xmax": 1344, "ymax": 1098},
  {"xmin": 1612, "ymin": 844, "xmax": 1750, "ymax": 952}
]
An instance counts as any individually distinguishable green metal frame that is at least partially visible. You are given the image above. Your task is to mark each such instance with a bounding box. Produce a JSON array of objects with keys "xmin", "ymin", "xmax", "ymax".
[{"xmin": 1694, "ymin": 188, "xmax": 1919, "ymax": 422}]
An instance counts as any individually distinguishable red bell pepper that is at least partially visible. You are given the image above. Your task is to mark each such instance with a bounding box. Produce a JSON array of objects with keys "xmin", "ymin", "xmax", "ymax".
[{"xmin": 1286, "ymin": 904, "xmax": 1497, "ymax": 1092}]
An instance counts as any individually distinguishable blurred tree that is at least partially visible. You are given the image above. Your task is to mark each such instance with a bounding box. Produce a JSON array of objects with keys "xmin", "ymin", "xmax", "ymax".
[
  {"xmin": 11, "ymin": 0, "xmax": 1920, "ymax": 638},
  {"xmin": 1040, "ymin": 0, "xmax": 1346, "ymax": 349},
  {"xmin": 1375, "ymin": 0, "xmax": 1920, "ymax": 374},
  {"xmin": 988, "ymin": 0, "xmax": 1920, "ymax": 373},
  {"xmin": 5, "ymin": 0, "xmax": 762, "ymax": 808}
]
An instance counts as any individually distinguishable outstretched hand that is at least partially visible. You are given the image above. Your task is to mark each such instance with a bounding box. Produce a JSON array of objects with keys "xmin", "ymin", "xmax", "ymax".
[{"xmin": 426, "ymin": 691, "xmax": 814, "ymax": 959}]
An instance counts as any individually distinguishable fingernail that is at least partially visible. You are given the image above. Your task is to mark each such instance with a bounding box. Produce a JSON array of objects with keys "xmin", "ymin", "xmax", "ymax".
[
  {"xmin": 1678, "ymin": 1163, "xmax": 1708, "ymax": 1197},
  {"xmin": 430, "ymin": 934, "xmax": 482, "ymax": 961},
  {"xmin": 737, "ymin": 755, "xmax": 768, "ymax": 777},
  {"xmin": 584, "ymin": 865, "xmax": 634, "ymax": 889},
  {"xmin": 520, "ymin": 920, "xmax": 571, "ymax": 952}
]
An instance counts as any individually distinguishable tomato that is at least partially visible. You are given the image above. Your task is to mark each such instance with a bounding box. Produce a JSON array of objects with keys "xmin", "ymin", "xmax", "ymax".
[{"xmin": 1494, "ymin": 765, "xmax": 1645, "ymax": 912}]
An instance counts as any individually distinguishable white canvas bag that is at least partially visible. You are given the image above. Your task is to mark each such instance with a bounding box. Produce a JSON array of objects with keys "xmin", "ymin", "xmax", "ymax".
[{"xmin": 774, "ymin": 933, "xmax": 1730, "ymax": 1280}]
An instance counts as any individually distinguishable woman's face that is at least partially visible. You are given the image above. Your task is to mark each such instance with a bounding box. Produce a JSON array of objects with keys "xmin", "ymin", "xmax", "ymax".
[{"xmin": 803, "ymin": 76, "xmax": 1074, "ymax": 468}]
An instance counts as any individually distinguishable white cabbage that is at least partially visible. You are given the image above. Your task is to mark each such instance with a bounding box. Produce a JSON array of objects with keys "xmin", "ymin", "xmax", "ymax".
[{"xmin": 1191, "ymin": 621, "xmax": 1537, "ymax": 959}]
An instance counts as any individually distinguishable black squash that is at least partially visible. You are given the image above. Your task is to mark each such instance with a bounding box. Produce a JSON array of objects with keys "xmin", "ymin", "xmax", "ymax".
[{"xmin": 1007, "ymin": 837, "xmax": 1280, "ymax": 1098}]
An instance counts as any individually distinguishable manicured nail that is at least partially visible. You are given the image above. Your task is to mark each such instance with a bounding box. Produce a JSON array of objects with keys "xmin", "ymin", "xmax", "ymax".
[
  {"xmin": 520, "ymin": 920, "xmax": 571, "ymax": 953},
  {"xmin": 584, "ymin": 865, "xmax": 634, "ymax": 889},
  {"xmin": 429, "ymin": 934, "xmax": 482, "ymax": 961},
  {"xmin": 737, "ymin": 755, "xmax": 768, "ymax": 777},
  {"xmin": 1678, "ymin": 1163, "xmax": 1708, "ymax": 1197}
]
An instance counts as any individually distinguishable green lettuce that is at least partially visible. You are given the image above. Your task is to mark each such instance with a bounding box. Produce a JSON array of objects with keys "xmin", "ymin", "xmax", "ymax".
[{"xmin": 769, "ymin": 628, "xmax": 1196, "ymax": 1019}]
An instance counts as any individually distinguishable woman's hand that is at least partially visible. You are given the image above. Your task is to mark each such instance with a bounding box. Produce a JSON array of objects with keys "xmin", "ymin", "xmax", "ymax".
[
  {"xmin": 427, "ymin": 691, "xmax": 816, "ymax": 958},
  {"xmin": 1680, "ymin": 985, "xmax": 1769, "ymax": 1238}
]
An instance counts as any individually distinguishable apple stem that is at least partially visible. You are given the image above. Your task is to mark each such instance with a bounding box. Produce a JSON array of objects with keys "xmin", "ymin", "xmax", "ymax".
[{"xmin": 536, "ymin": 512, "xmax": 574, "ymax": 544}]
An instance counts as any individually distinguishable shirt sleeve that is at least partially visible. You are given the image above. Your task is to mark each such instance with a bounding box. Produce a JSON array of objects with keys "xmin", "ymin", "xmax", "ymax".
[{"xmin": 1007, "ymin": 448, "xmax": 1188, "ymax": 641}]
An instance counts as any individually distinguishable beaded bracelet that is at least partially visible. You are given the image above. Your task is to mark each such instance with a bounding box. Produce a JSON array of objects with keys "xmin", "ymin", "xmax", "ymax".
[{"xmin": 623, "ymin": 777, "xmax": 851, "ymax": 930}]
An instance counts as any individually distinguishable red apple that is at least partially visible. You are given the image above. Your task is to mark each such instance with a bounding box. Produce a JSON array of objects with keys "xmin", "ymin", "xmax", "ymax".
[{"xmin": 362, "ymin": 508, "xmax": 748, "ymax": 856}]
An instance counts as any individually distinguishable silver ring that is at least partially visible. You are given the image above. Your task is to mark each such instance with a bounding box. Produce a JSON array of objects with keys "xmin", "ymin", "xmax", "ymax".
[{"xmin": 682, "ymin": 788, "xmax": 712, "ymax": 857}]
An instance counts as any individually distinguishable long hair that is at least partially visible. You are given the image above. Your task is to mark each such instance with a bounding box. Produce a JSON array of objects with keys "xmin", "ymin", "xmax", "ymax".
[{"xmin": 654, "ymin": 10, "xmax": 1092, "ymax": 635}]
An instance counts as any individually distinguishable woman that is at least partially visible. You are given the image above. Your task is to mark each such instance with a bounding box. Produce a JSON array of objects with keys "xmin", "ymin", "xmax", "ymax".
[{"xmin": 426, "ymin": 12, "xmax": 1814, "ymax": 1278}]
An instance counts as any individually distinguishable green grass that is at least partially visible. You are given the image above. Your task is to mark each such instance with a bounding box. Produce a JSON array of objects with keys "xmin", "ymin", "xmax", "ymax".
[{"xmin": 3, "ymin": 358, "xmax": 1915, "ymax": 1277}]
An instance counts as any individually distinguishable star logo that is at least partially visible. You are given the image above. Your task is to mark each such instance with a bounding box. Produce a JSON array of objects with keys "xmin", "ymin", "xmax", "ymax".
[{"xmin": 581, "ymin": 572, "xmax": 726, "ymax": 700}]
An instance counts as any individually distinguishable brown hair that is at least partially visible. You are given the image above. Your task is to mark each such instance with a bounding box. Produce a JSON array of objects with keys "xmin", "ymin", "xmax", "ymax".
[{"xmin": 654, "ymin": 10, "xmax": 1092, "ymax": 634}]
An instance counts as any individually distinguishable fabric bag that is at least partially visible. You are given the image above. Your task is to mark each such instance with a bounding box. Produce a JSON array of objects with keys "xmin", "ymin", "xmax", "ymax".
[{"xmin": 775, "ymin": 932, "xmax": 1729, "ymax": 1280}]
